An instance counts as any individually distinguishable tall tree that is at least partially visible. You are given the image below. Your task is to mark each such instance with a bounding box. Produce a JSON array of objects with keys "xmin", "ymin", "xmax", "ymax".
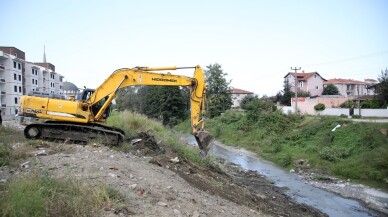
[
  {"xmin": 280, "ymin": 80, "xmax": 293, "ymax": 106},
  {"xmin": 160, "ymin": 86, "xmax": 186, "ymax": 126},
  {"xmin": 115, "ymin": 86, "xmax": 142, "ymax": 112},
  {"xmin": 322, "ymin": 84, "xmax": 339, "ymax": 95},
  {"xmin": 204, "ymin": 63, "xmax": 233, "ymax": 117},
  {"xmin": 376, "ymin": 68, "xmax": 388, "ymax": 104}
]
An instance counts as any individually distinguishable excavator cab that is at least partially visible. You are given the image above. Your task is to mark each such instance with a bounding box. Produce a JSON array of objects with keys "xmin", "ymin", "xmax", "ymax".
[{"xmin": 79, "ymin": 88, "xmax": 111, "ymax": 119}]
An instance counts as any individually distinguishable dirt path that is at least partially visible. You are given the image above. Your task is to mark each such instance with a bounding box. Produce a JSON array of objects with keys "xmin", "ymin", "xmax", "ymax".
[{"xmin": 1, "ymin": 133, "xmax": 327, "ymax": 217}]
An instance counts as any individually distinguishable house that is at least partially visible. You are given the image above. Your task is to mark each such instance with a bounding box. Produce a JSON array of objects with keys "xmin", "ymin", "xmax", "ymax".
[
  {"xmin": 231, "ymin": 88, "xmax": 254, "ymax": 108},
  {"xmin": 284, "ymin": 72, "xmax": 327, "ymax": 96},
  {"xmin": 364, "ymin": 79, "xmax": 378, "ymax": 95},
  {"xmin": 324, "ymin": 79, "xmax": 367, "ymax": 97}
]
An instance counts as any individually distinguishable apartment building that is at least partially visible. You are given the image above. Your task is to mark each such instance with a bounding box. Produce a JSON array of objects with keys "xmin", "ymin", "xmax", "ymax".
[
  {"xmin": 324, "ymin": 79, "xmax": 367, "ymax": 97},
  {"xmin": 0, "ymin": 46, "xmax": 64, "ymax": 116}
]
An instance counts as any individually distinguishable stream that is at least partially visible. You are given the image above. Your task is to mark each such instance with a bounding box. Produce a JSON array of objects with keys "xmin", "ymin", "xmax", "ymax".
[{"xmin": 182, "ymin": 135, "xmax": 386, "ymax": 217}]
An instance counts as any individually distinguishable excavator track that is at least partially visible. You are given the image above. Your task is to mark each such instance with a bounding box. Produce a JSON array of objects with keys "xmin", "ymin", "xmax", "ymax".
[{"xmin": 24, "ymin": 121, "xmax": 125, "ymax": 146}]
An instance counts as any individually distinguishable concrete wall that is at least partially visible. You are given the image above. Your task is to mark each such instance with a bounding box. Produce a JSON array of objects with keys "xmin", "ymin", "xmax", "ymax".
[
  {"xmin": 360, "ymin": 109, "xmax": 388, "ymax": 117},
  {"xmin": 317, "ymin": 108, "xmax": 349, "ymax": 116},
  {"xmin": 291, "ymin": 96, "xmax": 352, "ymax": 114},
  {"xmin": 282, "ymin": 105, "xmax": 388, "ymax": 118}
]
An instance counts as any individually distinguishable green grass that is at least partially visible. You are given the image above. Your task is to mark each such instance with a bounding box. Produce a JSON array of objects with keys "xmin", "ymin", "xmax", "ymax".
[
  {"xmin": 0, "ymin": 126, "xmax": 26, "ymax": 166},
  {"xmin": 0, "ymin": 173, "xmax": 124, "ymax": 217},
  {"xmin": 107, "ymin": 110, "xmax": 212, "ymax": 167},
  {"xmin": 175, "ymin": 111, "xmax": 388, "ymax": 190}
]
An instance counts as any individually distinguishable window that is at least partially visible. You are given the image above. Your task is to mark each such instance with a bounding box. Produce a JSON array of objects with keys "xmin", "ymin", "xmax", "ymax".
[
  {"xmin": 19, "ymin": 86, "xmax": 21, "ymax": 93},
  {"xmin": 316, "ymin": 86, "xmax": 319, "ymax": 89},
  {"xmin": 18, "ymin": 75, "xmax": 21, "ymax": 81},
  {"xmin": 32, "ymin": 79, "xmax": 34, "ymax": 84},
  {"xmin": 14, "ymin": 97, "xmax": 18, "ymax": 104},
  {"xmin": 14, "ymin": 85, "xmax": 17, "ymax": 92},
  {"xmin": 314, "ymin": 74, "xmax": 317, "ymax": 78},
  {"xmin": 14, "ymin": 73, "xmax": 16, "ymax": 80},
  {"xmin": 18, "ymin": 63, "xmax": 21, "ymax": 70},
  {"xmin": 35, "ymin": 80, "xmax": 37, "ymax": 85},
  {"xmin": 13, "ymin": 61, "xmax": 16, "ymax": 68}
]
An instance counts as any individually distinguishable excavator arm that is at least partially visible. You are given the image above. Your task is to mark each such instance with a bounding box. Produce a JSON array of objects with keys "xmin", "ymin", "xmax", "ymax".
[{"xmin": 86, "ymin": 65, "xmax": 212, "ymax": 153}]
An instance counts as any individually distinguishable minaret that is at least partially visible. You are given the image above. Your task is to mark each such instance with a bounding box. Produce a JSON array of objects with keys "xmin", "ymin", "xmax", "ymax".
[{"xmin": 43, "ymin": 45, "xmax": 47, "ymax": 63}]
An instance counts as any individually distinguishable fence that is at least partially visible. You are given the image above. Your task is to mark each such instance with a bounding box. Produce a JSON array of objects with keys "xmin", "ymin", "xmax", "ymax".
[{"xmin": 280, "ymin": 106, "xmax": 388, "ymax": 117}]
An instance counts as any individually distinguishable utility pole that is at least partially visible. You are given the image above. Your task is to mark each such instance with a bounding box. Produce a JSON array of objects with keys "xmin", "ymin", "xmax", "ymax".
[{"xmin": 291, "ymin": 67, "xmax": 301, "ymax": 114}]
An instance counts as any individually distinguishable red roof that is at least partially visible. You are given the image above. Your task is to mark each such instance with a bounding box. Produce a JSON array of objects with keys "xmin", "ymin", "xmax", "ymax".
[
  {"xmin": 324, "ymin": 79, "xmax": 366, "ymax": 85},
  {"xmin": 284, "ymin": 72, "xmax": 326, "ymax": 81},
  {"xmin": 231, "ymin": 88, "xmax": 253, "ymax": 94}
]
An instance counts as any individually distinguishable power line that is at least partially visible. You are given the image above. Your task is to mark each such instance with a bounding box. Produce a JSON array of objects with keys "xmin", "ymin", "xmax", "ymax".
[{"xmin": 303, "ymin": 50, "xmax": 388, "ymax": 67}]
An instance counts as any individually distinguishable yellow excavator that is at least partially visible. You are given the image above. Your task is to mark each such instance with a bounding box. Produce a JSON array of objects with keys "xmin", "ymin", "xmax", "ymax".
[{"xmin": 18, "ymin": 65, "xmax": 213, "ymax": 154}]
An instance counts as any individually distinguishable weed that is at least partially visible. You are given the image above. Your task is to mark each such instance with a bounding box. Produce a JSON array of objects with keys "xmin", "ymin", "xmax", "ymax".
[
  {"xmin": 278, "ymin": 153, "xmax": 292, "ymax": 167},
  {"xmin": 0, "ymin": 173, "xmax": 124, "ymax": 217}
]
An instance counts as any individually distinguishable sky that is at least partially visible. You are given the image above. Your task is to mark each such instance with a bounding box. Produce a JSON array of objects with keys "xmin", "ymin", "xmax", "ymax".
[{"xmin": 1, "ymin": 0, "xmax": 387, "ymax": 96}]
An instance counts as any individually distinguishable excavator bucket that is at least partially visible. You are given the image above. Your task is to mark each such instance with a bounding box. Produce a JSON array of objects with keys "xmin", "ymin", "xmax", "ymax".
[{"xmin": 194, "ymin": 130, "xmax": 214, "ymax": 157}]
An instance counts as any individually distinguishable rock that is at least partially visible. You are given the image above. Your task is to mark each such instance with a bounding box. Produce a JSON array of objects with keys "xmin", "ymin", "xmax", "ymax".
[
  {"xmin": 192, "ymin": 210, "xmax": 200, "ymax": 217},
  {"xmin": 130, "ymin": 184, "xmax": 137, "ymax": 190},
  {"xmin": 170, "ymin": 157, "xmax": 180, "ymax": 163},
  {"xmin": 173, "ymin": 209, "xmax": 181, "ymax": 215},
  {"xmin": 36, "ymin": 150, "xmax": 48, "ymax": 156},
  {"xmin": 108, "ymin": 173, "xmax": 117, "ymax": 178},
  {"xmin": 167, "ymin": 186, "xmax": 173, "ymax": 189},
  {"xmin": 20, "ymin": 161, "xmax": 30, "ymax": 169},
  {"xmin": 290, "ymin": 169, "xmax": 295, "ymax": 173},
  {"xmin": 157, "ymin": 202, "xmax": 168, "ymax": 207},
  {"xmin": 129, "ymin": 174, "xmax": 134, "ymax": 179}
]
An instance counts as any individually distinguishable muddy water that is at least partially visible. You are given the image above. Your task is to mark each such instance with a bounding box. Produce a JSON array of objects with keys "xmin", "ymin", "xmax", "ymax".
[{"xmin": 182, "ymin": 135, "xmax": 380, "ymax": 217}]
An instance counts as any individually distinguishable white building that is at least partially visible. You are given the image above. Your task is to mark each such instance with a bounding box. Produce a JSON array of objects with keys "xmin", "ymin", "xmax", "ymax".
[
  {"xmin": 231, "ymin": 87, "xmax": 254, "ymax": 108},
  {"xmin": 0, "ymin": 46, "xmax": 64, "ymax": 116}
]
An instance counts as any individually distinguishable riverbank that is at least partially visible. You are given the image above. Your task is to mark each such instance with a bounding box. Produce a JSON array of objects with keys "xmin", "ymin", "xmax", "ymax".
[
  {"xmin": 174, "ymin": 111, "xmax": 388, "ymax": 191},
  {"xmin": 193, "ymin": 137, "xmax": 388, "ymax": 216}
]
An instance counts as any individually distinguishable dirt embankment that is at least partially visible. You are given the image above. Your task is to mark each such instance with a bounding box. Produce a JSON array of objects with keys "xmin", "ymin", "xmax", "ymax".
[{"xmin": 1, "ymin": 133, "xmax": 326, "ymax": 217}]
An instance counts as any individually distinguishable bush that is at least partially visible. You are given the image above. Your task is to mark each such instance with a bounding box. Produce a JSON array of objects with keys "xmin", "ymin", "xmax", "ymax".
[
  {"xmin": 339, "ymin": 114, "xmax": 348, "ymax": 118},
  {"xmin": 314, "ymin": 103, "xmax": 326, "ymax": 111},
  {"xmin": 352, "ymin": 114, "xmax": 361, "ymax": 119},
  {"xmin": 319, "ymin": 147, "xmax": 351, "ymax": 162}
]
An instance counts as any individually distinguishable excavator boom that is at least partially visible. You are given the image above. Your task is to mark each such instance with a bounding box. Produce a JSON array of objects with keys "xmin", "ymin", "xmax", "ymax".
[{"xmin": 19, "ymin": 65, "xmax": 213, "ymax": 155}]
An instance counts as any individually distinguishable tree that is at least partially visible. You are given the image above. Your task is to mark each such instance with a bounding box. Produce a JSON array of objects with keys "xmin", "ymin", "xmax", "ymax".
[
  {"xmin": 117, "ymin": 86, "xmax": 187, "ymax": 126},
  {"xmin": 160, "ymin": 86, "xmax": 186, "ymax": 126},
  {"xmin": 376, "ymin": 68, "xmax": 388, "ymax": 104},
  {"xmin": 279, "ymin": 80, "xmax": 293, "ymax": 106},
  {"xmin": 205, "ymin": 63, "xmax": 233, "ymax": 117},
  {"xmin": 115, "ymin": 87, "xmax": 142, "ymax": 112},
  {"xmin": 322, "ymin": 84, "xmax": 339, "ymax": 95}
]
